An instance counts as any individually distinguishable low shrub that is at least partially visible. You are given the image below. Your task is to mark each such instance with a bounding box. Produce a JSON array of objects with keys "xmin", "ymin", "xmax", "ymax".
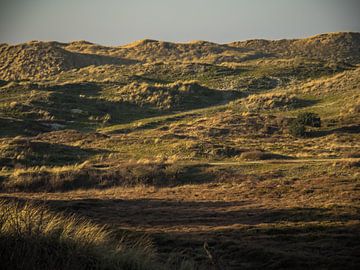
[{"xmin": 289, "ymin": 119, "xmax": 306, "ymax": 137}]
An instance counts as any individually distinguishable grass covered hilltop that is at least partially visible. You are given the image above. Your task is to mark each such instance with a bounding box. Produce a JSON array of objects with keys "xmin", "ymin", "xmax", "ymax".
[{"xmin": 0, "ymin": 32, "xmax": 359, "ymax": 269}]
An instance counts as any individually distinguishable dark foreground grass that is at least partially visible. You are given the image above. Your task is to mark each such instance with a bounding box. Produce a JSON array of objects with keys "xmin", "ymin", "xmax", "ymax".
[{"xmin": 0, "ymin": 199, "xmax": 195, "ymax": 270}]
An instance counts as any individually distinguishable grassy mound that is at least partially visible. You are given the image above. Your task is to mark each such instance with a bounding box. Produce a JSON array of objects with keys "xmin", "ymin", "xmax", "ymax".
[
  {"xmin": 113, "ymin": 80, "xmax": 236, "ymax": 110},
  {"xmin": 0, "ymin": 137, "xmax": 99, "ymax": 167},
  {"xmin": 0, "ymin": 41, "xmax": 131, "ymax": 81},
  {"xmin": 243, "ymin": 93, "xmax": 303, "ymax": 111},
  {"xmin": 228, "ymin": 32, "xmax": 360, "ymax": 63},
  {"xmin": 1, "ymin": 162, "xmax": 207, "ymax": 192}
]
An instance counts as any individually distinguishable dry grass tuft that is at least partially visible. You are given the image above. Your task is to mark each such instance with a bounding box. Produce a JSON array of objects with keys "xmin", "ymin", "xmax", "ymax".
[{"xmin": 0, "ymin": 199, "xmax": 159, "ymax": 270}]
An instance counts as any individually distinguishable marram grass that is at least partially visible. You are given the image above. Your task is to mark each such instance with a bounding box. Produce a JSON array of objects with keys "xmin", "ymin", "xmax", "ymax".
[{"xmin": 0, "ymin": 199, "xmax": 180, "ymax": 270}]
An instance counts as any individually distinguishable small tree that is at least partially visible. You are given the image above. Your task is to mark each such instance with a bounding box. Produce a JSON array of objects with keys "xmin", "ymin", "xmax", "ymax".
[
  {"xmin": 289, "ymin": 112, "xmax": 321, "ymax": 137},
  {"xmin": 297, "ymin": 112, "xmax": 321, "ymax": 127}
]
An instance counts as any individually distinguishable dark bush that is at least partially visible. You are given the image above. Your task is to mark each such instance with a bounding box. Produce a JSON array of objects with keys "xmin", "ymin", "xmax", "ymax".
[
  {"xmin": 297, "ymin": 112, "xmax": 321, "ymax": 127},
  {"xmin": 289, "ymin": 112, "xmax": 321, "ymax": 137}
]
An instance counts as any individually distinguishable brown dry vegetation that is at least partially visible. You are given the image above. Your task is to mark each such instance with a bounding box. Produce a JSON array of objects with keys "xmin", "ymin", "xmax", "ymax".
[{"xmin": 2, "ymin": 159, "xmax": 359, "ymax": 269}]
